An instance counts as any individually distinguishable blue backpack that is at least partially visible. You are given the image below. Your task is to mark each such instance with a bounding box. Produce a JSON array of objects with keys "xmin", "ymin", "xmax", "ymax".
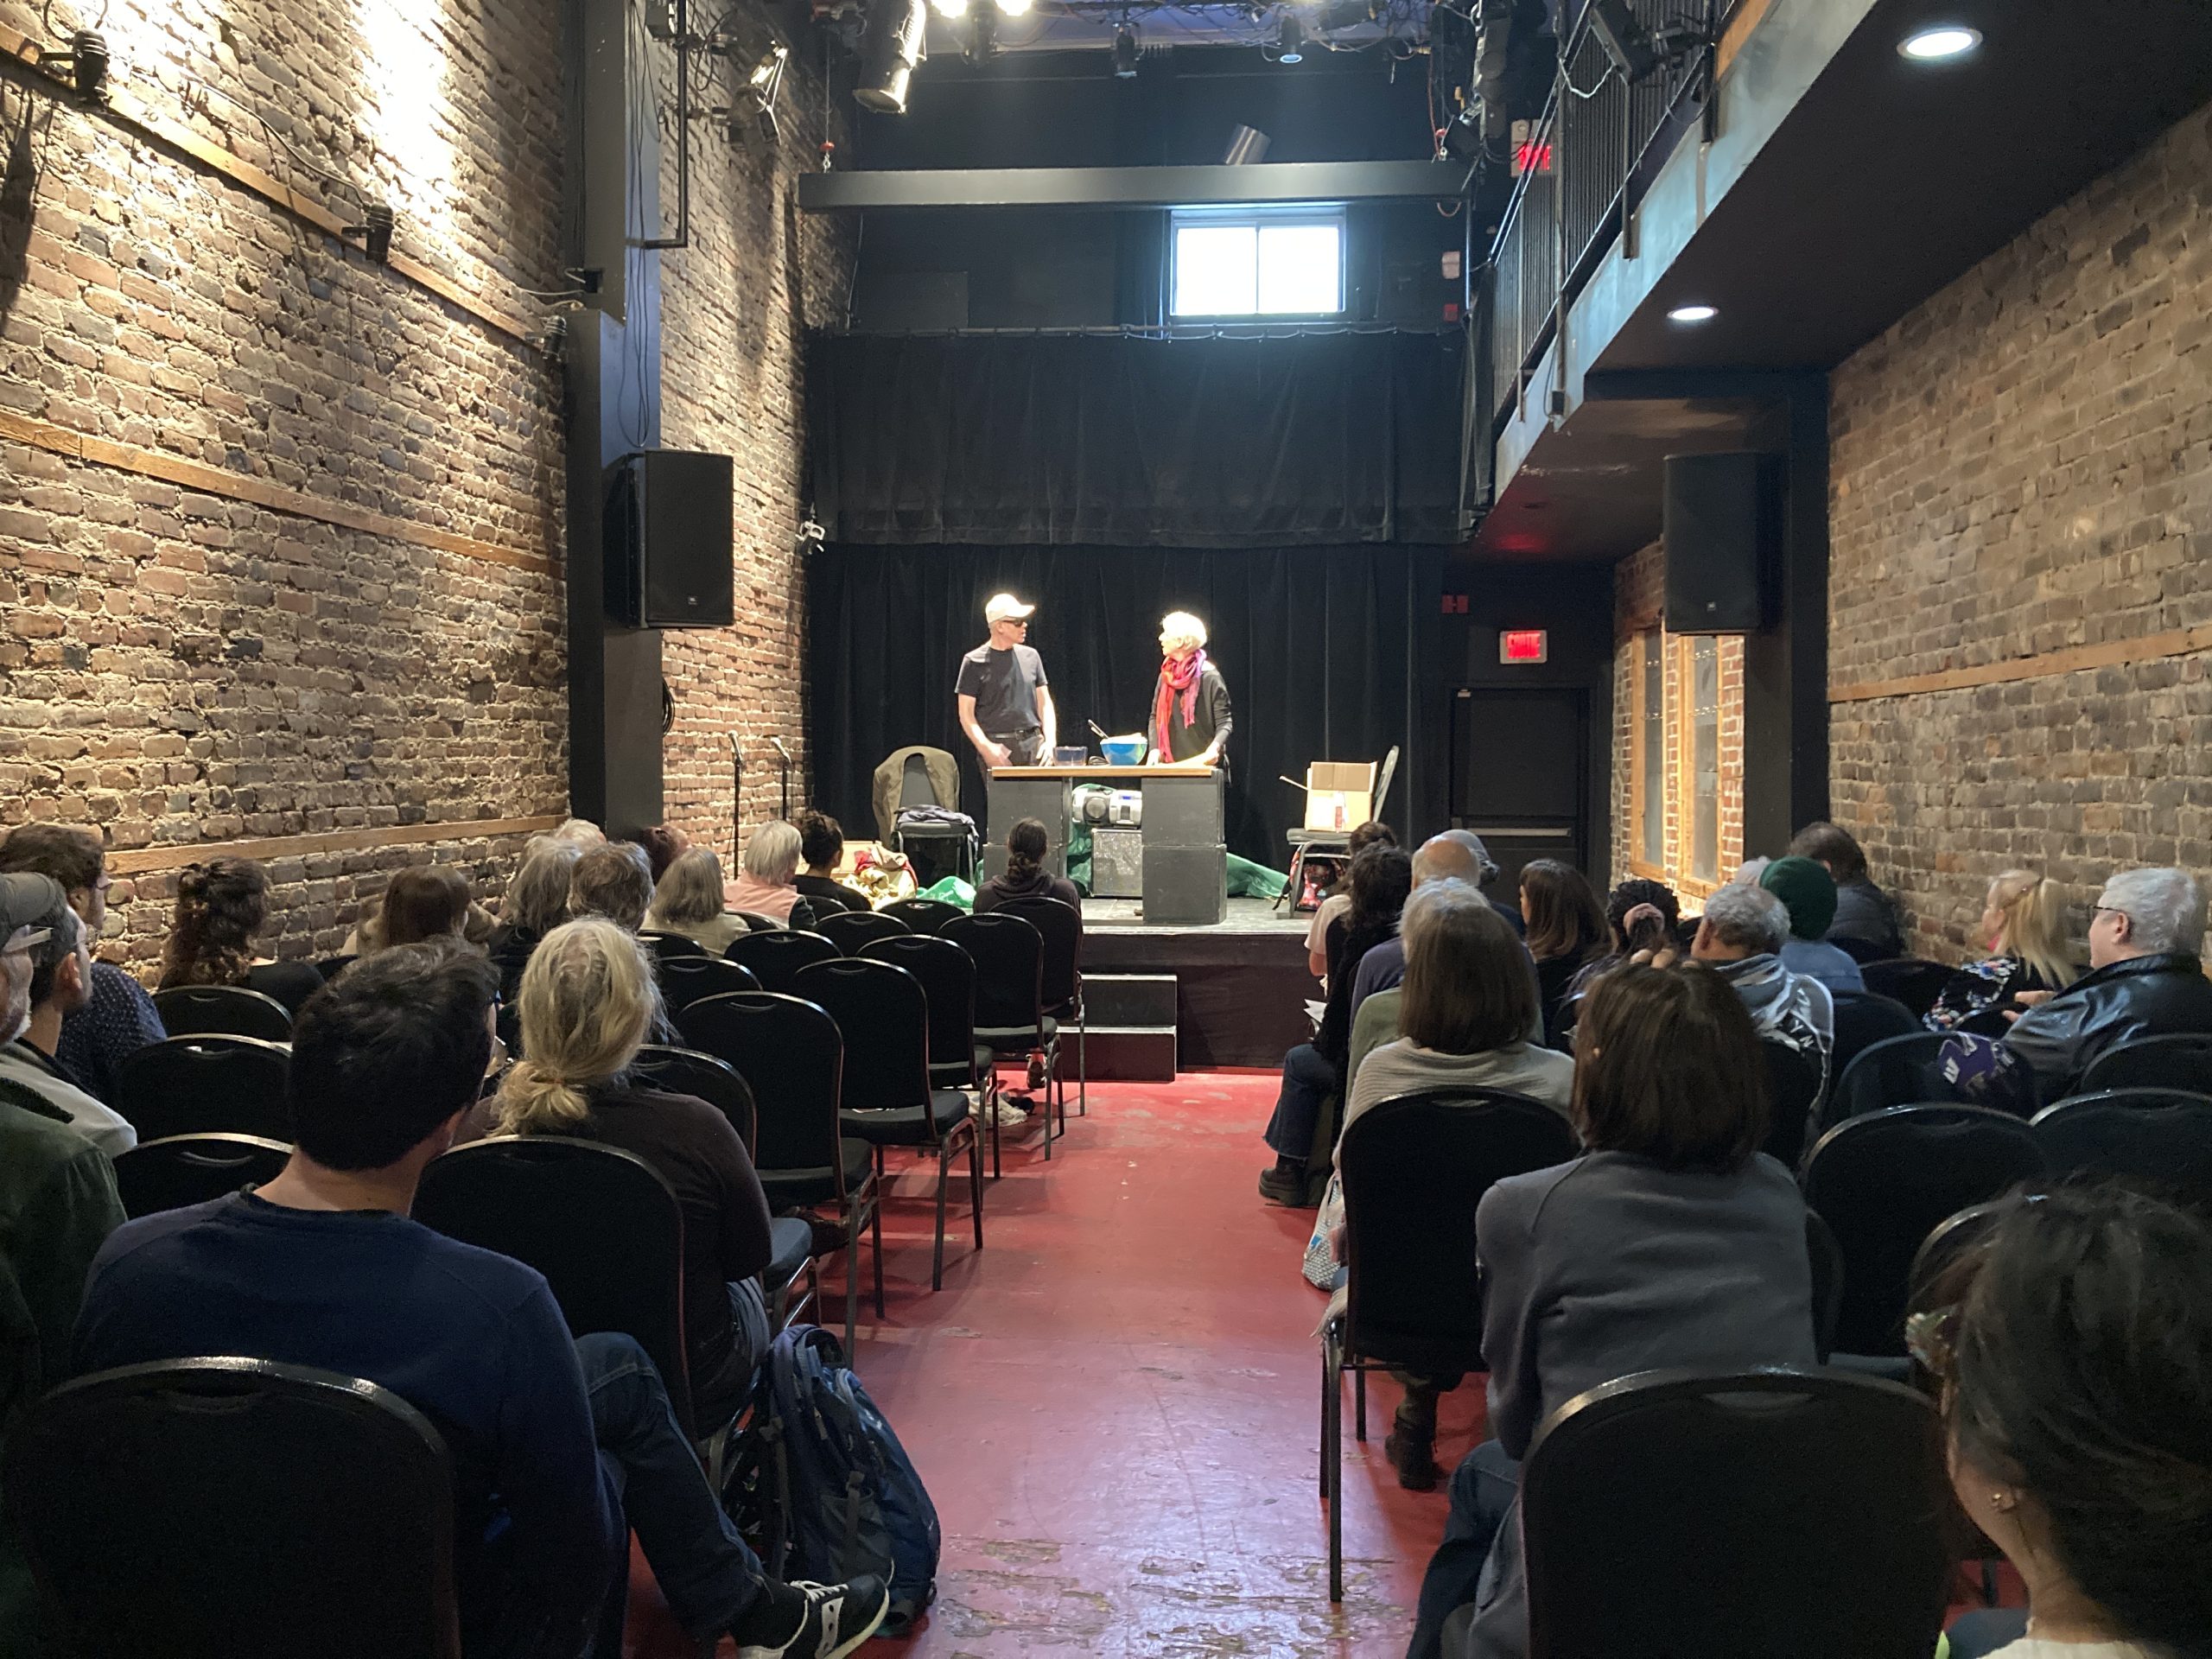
[{"xmin": 734, "ymin": 1325, "xmax": 940, "ymax": 1635}]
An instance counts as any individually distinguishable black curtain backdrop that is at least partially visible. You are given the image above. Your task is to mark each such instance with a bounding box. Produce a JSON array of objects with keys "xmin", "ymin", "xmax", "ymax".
[
  {"xmin": 811, "ymin": 332, "xmax": 1464, "ymax": 548},
  {"xmin": 809, "ymin": 545, "xmax": 1427, "ymax": 866}
]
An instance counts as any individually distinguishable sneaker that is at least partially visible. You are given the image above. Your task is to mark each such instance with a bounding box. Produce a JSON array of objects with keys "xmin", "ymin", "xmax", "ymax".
[
  {"xmin": 735, "ymin": 1576, "xmax": 890, "ymax": 1659},
  {"xmin": 1256, "ymin": 1166, "xmax": 1306, "ymax": 1205},
  {"xmin": 1027, "ymin": 1054, "xmax": 1049, "ymax": 1090}
]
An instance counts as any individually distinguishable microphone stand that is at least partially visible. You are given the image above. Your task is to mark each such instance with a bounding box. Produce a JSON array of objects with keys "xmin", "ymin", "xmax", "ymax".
[
  {"xmin": 726, "ymin": 734, "xmax": 743, "ymax": 860},
  {"xmin": 769, "ymin": 736, "xmax": 791, "ymax": 822}
]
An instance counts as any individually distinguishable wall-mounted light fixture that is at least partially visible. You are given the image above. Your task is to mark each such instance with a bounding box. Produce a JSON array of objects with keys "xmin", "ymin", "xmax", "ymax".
[
  {"xmin": 345, "ymin": 201, "xmax": 396, "ymax": 263},
  {"xmin": 45, "ymin": 29, "xmax": 111, "ymax": 100}
]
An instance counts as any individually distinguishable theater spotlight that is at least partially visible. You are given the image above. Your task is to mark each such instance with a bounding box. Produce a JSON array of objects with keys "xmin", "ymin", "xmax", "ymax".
[
  {"xmin": 1586, "ymin": 0, "xmax": 1659, "ymax": 80},
  {"xmin": 739, "ymin": 44, "xmax": 787, "ymax": 143},
  {"xmin": 855, "ymin": 0, "xmax": 928, "ymax": 113},
  {"xmin": 1277, "ymin": 13, "xmax": 1306, "ymax": 62},
  {"xmin": 45, "ymin": 29, "xmax": 110, "ymax": 100},
  {"xmin": 966, "ymin": 0, "xmax": 996, "ymax": 62},
  {"xmin": 345, "ymin": 201, "xmax": 396, "ymax": 263},
  {"xmin": 998, "ymin": 0, "xmax": 1033, "ymax": 16},
  {"xmin": 1111, "ymin": 24, "xmax": 1139, "ymax": 77}
]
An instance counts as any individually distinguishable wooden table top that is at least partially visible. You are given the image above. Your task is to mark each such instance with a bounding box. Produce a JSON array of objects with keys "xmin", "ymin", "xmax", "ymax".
[{"xmin": 988, "ymin": 765, "xmax": 1218, "ymax": 780}]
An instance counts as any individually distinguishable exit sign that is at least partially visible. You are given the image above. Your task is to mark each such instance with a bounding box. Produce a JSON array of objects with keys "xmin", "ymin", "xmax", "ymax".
[{"xmin": 1499, "ymin": 629, "xmax": 1549, "ymax": 664}]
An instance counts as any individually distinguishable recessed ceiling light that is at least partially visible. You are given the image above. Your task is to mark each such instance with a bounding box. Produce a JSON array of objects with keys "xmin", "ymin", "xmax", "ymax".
[
  {"xmin": 1667, "ymin": 303, "xmax": 1718, "ymax": 323},
  {"xmin": 1898, "ymin": 25, "xmax": 1981, "ymax": 60}
]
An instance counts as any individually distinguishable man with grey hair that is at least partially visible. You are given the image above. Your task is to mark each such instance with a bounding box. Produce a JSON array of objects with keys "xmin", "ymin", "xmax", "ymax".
[
  {"xmin": 2004, "ymin": 867, "xmax": 2212, "ymax": 1100},
  {"xmin": 0, "ymin": 880, "xmax": 135, "ymax": 1158},
  {"xmin": 1688, "ymin": 881, "xmax": 1834, "ymax": 1085},
  {"xmin": 1348, "ymin": 830, "xmax": 1525, "ymax": 1015}
]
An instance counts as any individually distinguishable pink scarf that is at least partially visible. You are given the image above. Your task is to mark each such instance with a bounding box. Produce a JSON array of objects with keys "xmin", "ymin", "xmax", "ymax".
[{"xmin": 1154, "ymin": 650, "xmax": 1207, "ymax": 752}]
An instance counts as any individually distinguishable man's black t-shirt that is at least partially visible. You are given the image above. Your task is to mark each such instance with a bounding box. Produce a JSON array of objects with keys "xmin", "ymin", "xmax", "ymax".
[{"xmin": 956, "ymin": 643, "xmax": 1048, "ymax": 740}]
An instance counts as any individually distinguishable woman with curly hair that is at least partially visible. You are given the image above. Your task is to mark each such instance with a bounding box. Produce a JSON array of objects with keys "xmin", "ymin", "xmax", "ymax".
[{"xmin": 158, "ymin": 857, "xmax": 327, "ymax": 1016}]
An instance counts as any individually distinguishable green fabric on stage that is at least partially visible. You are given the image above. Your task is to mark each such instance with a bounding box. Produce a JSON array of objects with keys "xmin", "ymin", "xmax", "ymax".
[{"xmin": 1228, "ymin": 855, "xmax": 1288, "ymax": 900}]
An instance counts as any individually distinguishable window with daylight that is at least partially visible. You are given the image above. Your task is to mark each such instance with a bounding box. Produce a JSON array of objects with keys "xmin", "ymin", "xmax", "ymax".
[
  {"xmin": 1634, "ymin": 630, "xmax": 1664, "ymax": 873},
  {"xmin": 1169, "ymin": 209, "xmax": 1345, "ymax": 319},
  {"xmin": 1688, "ymin": 636, "xmax": 1720, "ymax": 885}
]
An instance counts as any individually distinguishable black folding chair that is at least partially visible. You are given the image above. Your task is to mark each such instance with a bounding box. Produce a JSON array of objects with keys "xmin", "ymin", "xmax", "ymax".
[
  {"xmin": 944, "ymin": 912, "xmax": 1058, "ymax": 1160},
  {"xmin": 1831, "ymin": 934, "xmax": 1897, "ymax": 966},
  {"xmin": 880, "ymin": 898, "xmax": 963, "ymax": 935},
  {"xmin": 722, "ymin": 928, "xmax": 840, "ymax": 993},
  {"xmin": 1759, "ymin": 1039, "xmax": 1826, "ymax": 1170},
  {"xmin": 1805, "ymin": 1210, "xmax": 1845, "ymax": 1364},
  {"xmin": 2032, "ymin": 1087, "xmax": 2212, "ymax": 1202},
  {"xmin": 816, "ymin": 910, "xmax": 910, "ymax": 956},
  {"xmin": 4, "ymin": 1357, "xmax": 461, "ymax": 1659},
  {"xmin": 2080, "ymin": 1031, "xmax": 2212, "ymax": 1093},
  {"xmin": 997, "ymin": 895, "xmax": 1086, "ymax": 1123},
  {"xmin": 112, "ymin": 1134, "xmax": 292, "ymax": 1219},
  {"xmin": 632, "ymin": 1044, "xmax": 758, "ymax": 1151},
  {"xmin": 1858, "ymin": 959, "xmax": 1957, "ymax": 1020},
  {"xmin": 796, "ymin": 958, "xmax": 982, "ymax": 1293},
  {"xmin": 861, "ymin": 933, "xmax": 1003, "ymax": 1178},
  {"xmin": 1828, "ymin": 992, "xmax": 1921, "ymax": 1089},
  {"xmin": 111, "ymin": 1035, "xmax": 292, "ymax": 1142},
  {"xmin": 654, "ymin": 955, "xmax": 761, "ymax": 1017},
  {"xmin": 1823, "ymin": 1033, "xmax": 1956, "ymax": 1135},
  {"xmin": 1321, "ymin": 1090, "xmax": 1579, "ymax": 1600},
  {"xmin": 151, "ymin": 984, "xmax": 294, "ymax": 1042},
  {"xmin": 639, "ymin": 931, "xmax": 709, "ymax": 963},
  {"xmin": 1519, "ymin": 1369, "xmax": 1950, "ymax": 1659},
  {"xmin": 1803, "ymin": 1105, "xmax": 2050, "ymax": 1357},
  {"xmin": 677, "ymin": 991, "xmax": 880, "ymax": 1351}
]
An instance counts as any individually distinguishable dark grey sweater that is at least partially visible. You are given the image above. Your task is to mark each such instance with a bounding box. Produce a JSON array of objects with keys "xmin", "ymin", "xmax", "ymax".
[{"xmin": 1467, "ymin": 1149, "xmax": 1817, "ymax": 1658}]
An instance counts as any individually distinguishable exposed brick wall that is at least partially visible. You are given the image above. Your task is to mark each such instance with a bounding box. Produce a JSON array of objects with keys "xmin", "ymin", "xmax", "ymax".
[
  {"xmin": 1609, "ymin": 539, "xmax": 1745, "ymax": 904},
  {"xmin": 1827, "ymin": 100, "xmax": 2212, "ymax": 960}
]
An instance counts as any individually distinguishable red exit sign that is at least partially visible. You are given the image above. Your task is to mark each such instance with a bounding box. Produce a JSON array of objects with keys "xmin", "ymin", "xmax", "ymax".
[{"xmin": 1499, "ymin": 629, "xmax": 1549, "ymax": 664}]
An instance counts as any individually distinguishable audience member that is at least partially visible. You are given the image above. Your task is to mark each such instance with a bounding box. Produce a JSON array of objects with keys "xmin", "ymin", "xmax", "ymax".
[
  {"xmin": 551, "ymin": 817, "xmax": 608, "ymax": 849},
  {"xmin": 974, "ymin": 817, "xmax": 1081, "ymax": 916},
  {"xmin": 1910, "ymin": 1185, "xmax": 2212, "ymax": 1659},
  {"xmin": 1306, "ymin": 821, "xmax": 1397, "ymax": 980},
  {"xmin": 0, "ymin": 879, "xmax": 134, "ymax": 1157},
  {"xmin": 377, "ymin": 865, "xmax": 474, "ymax": 950},
  {"xmin": 1349, "ymin": 830, "xmax": 1518, "ymax": 1016},
  {"xmin": 477, "ymin": 919, "xmax": 774, "ymax": 1423},
  {"xmin": 1259, "ymin": 845, "xmax": 1412, "ymax": 1205},
  {"xmin": 1556, "ymin": 877, "xmax": 1681, "ymax": 1035},
  {"xmin": 722, "ymin": 823, "xmax": 814, "ymax": 930},
  {"xmin": 1409, "ymin": 962, "xmax": 1816, "ymax": 1659},
  {"xmin": 1758, "ymin": 855, "xmax": 1867, "ymax": 994},
  {"xmin": 0, "ymin": 824, "xmax": 164, "ymax": 1103},
  {"xmin": 489, "ymin": 836, "xmax": 579, "ymax": 1000},
  {"xmin": 72, "ymin": 940, "xmax": 887, "ymax": 1659},
  {"xmin": 645, "ymin": 849, "xmax": 748, "ymax": 955},
  {"xmin": 1688, "ymin": 881, "xmax": 1834, "ymax": 1073},
  {"xmin": 1788, "ymin": 820, "xmax": 1904, "ymax": 957},
  {"xmin": 635, "ymin": 824, "xmax": 691, "ymax": 884},
  {"xmin": 792, "ymin": 810, "xmax": 870, "ymax": 917},
  {"xmin": 1518, "ymin": 859, "xmax": 1608, "ymax": 1046},
  {"xmin": 1337, "ymin": 882, "xmax": 1573, "ymax": 1490},
  {"xmin": 0, "ymin": 884, "xmax": 125, "ymax": 1650},
  {"xmin": 158, "ymin": 857, "xmax": 327, "ymax": 1016},
  {"xmin": 2002, "ymin": 866, "xmax": 2212, "ymax": 1101},
  {"xmin": 571, "ymin": 841, "xmax": 657, "ymax": 934},
  {"xmin": 1926, "ymin": 869, "xmax": 2078, "ymax": 1033}
]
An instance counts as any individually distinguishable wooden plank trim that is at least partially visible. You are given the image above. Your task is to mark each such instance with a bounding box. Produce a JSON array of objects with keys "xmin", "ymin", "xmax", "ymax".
[
  {"xmin": 1829, "ymin": 625, "xmax": 2212, "ymax": 704},
  {"xmin": 1715, "ymin": 0, "xmax": 1777, "ymax": 79},
  {"xmin": 108, "ymin": 816, "xmax": 568, "ymax": 876},
  {"xmin": 0, "ymin": 408, "xmax": 554, "ymax": 575},
  {"xmin": 0, "ymin": 25, "xmax": 537, "ymax": 346}
]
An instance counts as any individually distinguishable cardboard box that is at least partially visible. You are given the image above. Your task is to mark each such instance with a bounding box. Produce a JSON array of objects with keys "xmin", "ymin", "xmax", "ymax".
[{"xmin": 1304, "ymin": 761, "xmax": 1377, "ymax": 832}]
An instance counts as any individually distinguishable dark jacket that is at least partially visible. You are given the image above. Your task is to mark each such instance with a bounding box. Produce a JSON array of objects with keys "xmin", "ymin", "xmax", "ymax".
[
  {"xmin": 794, "ymin": 874, "xmax": 869, "ymax": 916},
  {"xmin": 1318, "ymin": 917, "xmax": 1397, "ymax": 1070},
  {"xmin": 1153, "ymin": 664, "xmax": 1233, "ymax": 766},
  {"xmin": 2001, "ymin": 950, "xmax": 2212, "ymax": 1101},
  {"xmin": 974, "ymin": 868, "xmax": 1081, "ymax": 915},
  {"xmin": 1827, "ymin": 878, "xmax": 1903, "ymax": 957}
]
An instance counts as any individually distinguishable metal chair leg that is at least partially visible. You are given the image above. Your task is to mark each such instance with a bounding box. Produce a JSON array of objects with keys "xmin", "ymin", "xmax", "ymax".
[
  {"xmin": 1354, "ymin": 1363, "xmax": 1366, "ymax": 1442},
  {"xmin": 1077, "ymin": 1003, "xmax": 1086, "ymax": 1116},
  {"xmin": 988, "ymin": 1070, "xmax": 1002, "ymax": 1180},
  {"xmin": 869, "ymin": 1184, "xmax": 886, "ymax": 1317},
  {"xmin": 843, "ymin": 1206, "xmax": 861, "ymax": 1353},
  {"xmin": 968, "ymin": 1122, "xmax": 985, "ymax": 1248},
  {"xmin": 1041, "ymin": 1045, "xmax": 1055, "ymax": 1161},
  {"xmin": 931, "ymin": 1140, "xmax": 950, "ymax": 1291},
  {"xmin": 1325, "ymin": 1328, "xmax": 1344, "ymax": 1603},
  {"xmin": 1318, "ymin": 1338, "xmax": 1332, "ymax": 1497}
]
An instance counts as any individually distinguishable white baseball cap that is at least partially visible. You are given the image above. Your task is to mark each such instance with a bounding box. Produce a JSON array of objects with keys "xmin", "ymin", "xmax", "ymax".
[{"xmin": 984, "ymin": 593, "xmax": 1035, "ymax": 624}]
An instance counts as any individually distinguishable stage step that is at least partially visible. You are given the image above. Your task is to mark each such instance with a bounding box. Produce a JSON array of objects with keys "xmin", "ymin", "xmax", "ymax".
[
  {"xmin": 1084, "ymin": 973, "xmax": 1178, "ymax": 1027},
  {"xmin": 1080, "ymin": 1024, "xmax": 1178, "ymax": 1083}
]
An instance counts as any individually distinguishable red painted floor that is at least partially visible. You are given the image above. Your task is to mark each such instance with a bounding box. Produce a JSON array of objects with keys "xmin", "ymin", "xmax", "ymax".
[{"xmin": 626, "ymin": 1072, "xmax": 1468, "ymax": 1658}]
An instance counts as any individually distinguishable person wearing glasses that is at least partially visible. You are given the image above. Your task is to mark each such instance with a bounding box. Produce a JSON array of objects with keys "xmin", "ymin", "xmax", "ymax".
[
  {"xmin": 1909, "ymin": 1185, "xmax": 2212, "ymax": 1659},
  {"xmin": 2000, "ymin": 867, "xmax": 2212, "ymax": 1100},
  {"xmin": 957, "ymin": 593, "xmax": 1057, "ymax": 772},
  {"xmin": 0, "ymin": 874, "xmax": 135, "ymax": 1157}
]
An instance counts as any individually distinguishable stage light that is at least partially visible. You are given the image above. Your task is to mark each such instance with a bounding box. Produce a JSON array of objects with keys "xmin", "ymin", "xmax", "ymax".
[
  {"xmin": 1587, "ymin": 0, "xmax": 1659, "ymax": 80},
  {"xmin": 738, "ymin": 44, "xmax": 787, "ymax": 143},
  {"xmin": 1898, "ymin": 24, "xmax": 1980, "ymax": 60},
  {"xmin": 1112, "ymin": 24, "xmax": 1139, "ymax": 77},
  {"xmin": 1277, "ymin": 14, "xmax": 1306, "ymax": 62},
  {"xmin": 855, "ymin": 0, "xmax": 928, "ymax": 114},
  {"xmin": 1440, "ymin": 104, "xmax": 1482, "ymax": 166},
  {"xmin": 1667, "ymin": 302, "xmax": 1718, "ymax": 323},
  {"xmin": 1224, "ymin": 124, "xmax": 1271, "ymax": 164},
  {"xmin": 345, "ymin": 201, "xmax": 396, "ymax": 262},
  {"xmin": 998, "ymin": 0, "xmax": 1033, "ymax": 16},
  {"xmin": 966, "ymin": 0, "xmax": 996, "ymax": 61}
]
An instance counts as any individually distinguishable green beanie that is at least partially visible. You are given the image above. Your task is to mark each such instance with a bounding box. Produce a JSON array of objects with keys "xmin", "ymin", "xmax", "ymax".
[{"xmin": 1760, "ymin": 855, "xmax": 1838, "ymax": 940}]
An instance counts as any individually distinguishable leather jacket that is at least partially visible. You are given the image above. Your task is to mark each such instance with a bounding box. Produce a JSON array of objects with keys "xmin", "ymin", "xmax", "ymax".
[{"xmin": 2001, "ymin": 951, "xmax": 2212, "ymax": 1101}]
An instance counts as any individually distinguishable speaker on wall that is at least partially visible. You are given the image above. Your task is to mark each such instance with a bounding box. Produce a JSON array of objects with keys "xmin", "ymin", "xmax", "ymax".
[
  {"xmin": 1662, "ymin": 450, "xmax": 1782, "ymax": 634},
  {"xmin": 605, "ymin": 450, "xmax": 734, "ymax": 629}
]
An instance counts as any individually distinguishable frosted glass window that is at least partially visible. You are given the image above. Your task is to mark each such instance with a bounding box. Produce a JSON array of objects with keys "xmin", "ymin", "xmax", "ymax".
[{"xmin": 1172, "ymin": 213, "xmax": 1344, "ymax": 317}]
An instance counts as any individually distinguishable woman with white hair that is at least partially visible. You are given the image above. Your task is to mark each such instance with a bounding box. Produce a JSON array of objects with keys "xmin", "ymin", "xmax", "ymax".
[
  {"xmin": 721, "ymin": 821, "xmax": 813, "ymax": 928},
  {"xmin": 1147, "ymin": 611, "xmax": 1233, "ymax": 770}
]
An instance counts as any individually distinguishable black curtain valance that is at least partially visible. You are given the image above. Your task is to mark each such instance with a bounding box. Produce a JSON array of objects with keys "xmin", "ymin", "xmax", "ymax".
[{"xmin": 810, "ymin": 331, "xmax": 1465, "ymax": 548}]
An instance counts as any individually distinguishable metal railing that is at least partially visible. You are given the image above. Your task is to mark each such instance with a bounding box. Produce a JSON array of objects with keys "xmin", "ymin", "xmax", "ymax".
[{"xmin": 1480, "ymin": 0, "xmax": 1719, "ymax": 444}]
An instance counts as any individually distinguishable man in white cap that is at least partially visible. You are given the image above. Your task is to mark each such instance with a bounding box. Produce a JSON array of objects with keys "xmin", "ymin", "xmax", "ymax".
[{"xmin": 956, "ymin": 592, "xmax": 1057, "ymax": 772}]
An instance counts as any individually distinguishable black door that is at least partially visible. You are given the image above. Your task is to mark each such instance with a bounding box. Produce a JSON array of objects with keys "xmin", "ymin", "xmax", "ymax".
[{"xmin": 1450, "ymin": 688, "xmax": 1591, "ymax": 899}]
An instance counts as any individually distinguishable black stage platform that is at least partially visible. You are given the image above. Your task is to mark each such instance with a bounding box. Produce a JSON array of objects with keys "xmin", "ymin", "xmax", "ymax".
[{"xmin": 1081, "ymin": 896, "xmax": 1311, "ymax": 1069}]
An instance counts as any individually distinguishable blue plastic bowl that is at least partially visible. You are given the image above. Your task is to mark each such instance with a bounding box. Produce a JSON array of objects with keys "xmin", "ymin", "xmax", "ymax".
[{"xmin": 1101, "ymin": 737, "xmax": 1146, "ymax": 766}]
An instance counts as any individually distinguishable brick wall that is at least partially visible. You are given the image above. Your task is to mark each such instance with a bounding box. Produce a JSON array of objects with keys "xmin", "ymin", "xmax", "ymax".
[
  {"xmin": 0, "ymin": 1, "xmax": 848, "ymax": 966},
  {"xmin": 1609, "ymin": 539, "xmax": 1745, "ymax": 904},
  {"xmin": 1827, "ymin": 100, "xmax": 2212, "ymax": 960}
]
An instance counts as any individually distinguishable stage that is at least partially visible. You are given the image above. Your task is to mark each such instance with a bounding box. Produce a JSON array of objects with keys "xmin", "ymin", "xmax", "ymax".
[{"xmin": 1077, "ymin": 896, "xmax": 1312, "ymax": 1072}]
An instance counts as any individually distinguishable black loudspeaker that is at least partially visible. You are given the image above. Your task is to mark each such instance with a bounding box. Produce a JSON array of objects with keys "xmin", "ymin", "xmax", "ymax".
[
  {"xmin": 605, "ymin": 450, "xmax": 734, "ymax": 629},
  {"xmin": 1662, "ymin": 451, "xmax": 1782, "ymax": 633}
]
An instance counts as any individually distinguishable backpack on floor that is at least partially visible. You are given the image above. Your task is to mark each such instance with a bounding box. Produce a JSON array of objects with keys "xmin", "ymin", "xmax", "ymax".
[{"xmin": 729, "ymin": 1324, "xmax": 940, "ymax": 1636}]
